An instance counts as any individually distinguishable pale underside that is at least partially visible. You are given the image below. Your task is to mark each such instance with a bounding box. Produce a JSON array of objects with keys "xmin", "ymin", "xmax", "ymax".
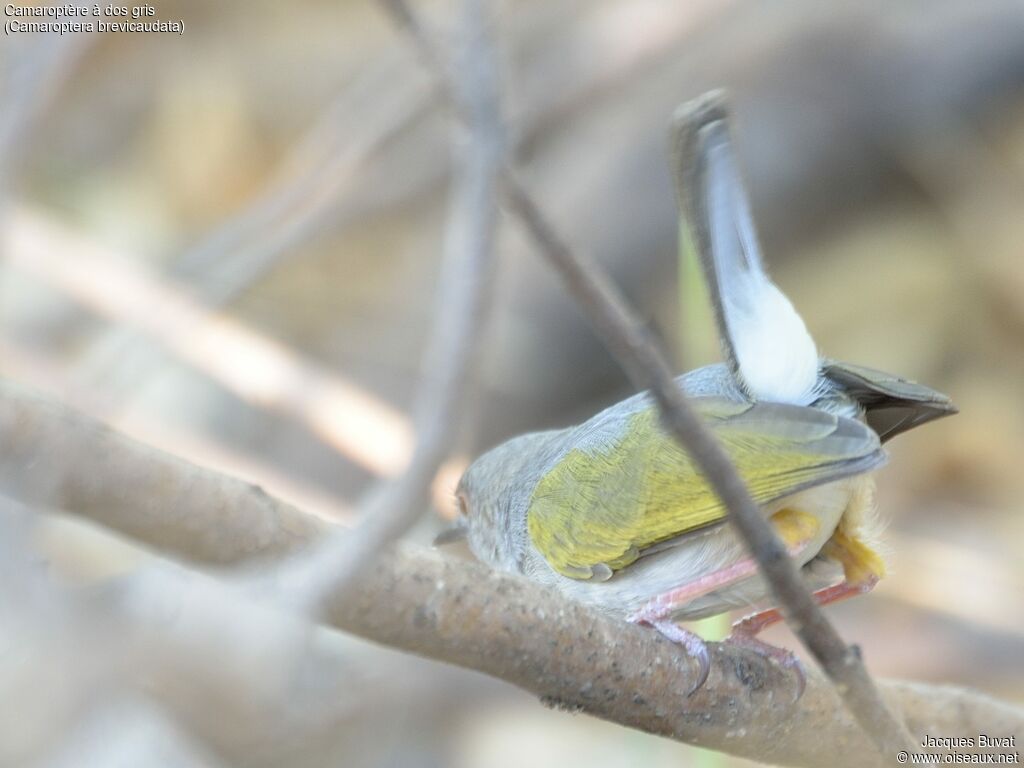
[{"xmin": 523, "ymin": 474, "xmax": 882, "ymax": 621}]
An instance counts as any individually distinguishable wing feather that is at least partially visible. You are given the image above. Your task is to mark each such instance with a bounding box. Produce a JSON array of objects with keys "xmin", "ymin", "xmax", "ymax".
[{"xmin": 527, "ymin": 398, "xmax": 885, "ymax": 579}]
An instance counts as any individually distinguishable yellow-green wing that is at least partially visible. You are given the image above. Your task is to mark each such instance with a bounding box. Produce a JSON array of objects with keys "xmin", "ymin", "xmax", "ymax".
[{"xmin": 527, "ymin": 398, "xmax": 884, "ymax": 579}]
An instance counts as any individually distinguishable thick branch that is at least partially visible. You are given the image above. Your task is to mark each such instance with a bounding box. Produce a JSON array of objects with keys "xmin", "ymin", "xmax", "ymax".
[
  {"xmin": 1, "ymin": 383, "xmax": 1020, "ymax": 768},
  {"xmin": 0, "ymin": 381, "xmax": 325, "ymax": 564},
  {"xmin": 335, "ymin": 544, "xmax": 1022, "ymax": 768}
]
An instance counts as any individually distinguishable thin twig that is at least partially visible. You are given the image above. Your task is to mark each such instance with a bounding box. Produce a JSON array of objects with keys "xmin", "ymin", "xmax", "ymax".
[
  {"xmin": 373, "ymin": 0, "xmax": 915, "ymax": 758},
  {"xmin": 171, "ymin": 51, "xmax": 432, "ymax": 291},
  {"xmin": 261, "ymin": 0, "xmax": 505, "ymax": 611}
]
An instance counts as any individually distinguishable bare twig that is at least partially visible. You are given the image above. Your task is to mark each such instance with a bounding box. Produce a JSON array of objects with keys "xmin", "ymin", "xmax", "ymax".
[
  {"xmin": 5, "ymin": 207, "xmax": 413, "ymax": 478},
  {"xmin": 0, "ymin": 34, "xmax": 90, "ymax": 218},
  {"xmin": 170, "ymin": 52, "xmax": 433, "ymax": 295},
  {"xmin": 68, "ymin": 46, "xmax": 435, "ymax": 406},
  {"xmin": 373, "ymin": 0, "xmax": 915, "ymax": 758},
  {"xmin": 1, "ymin": 386, "xmax": 1020, "ymax": 768},
  {"xmin": 260, "ymin": 0, "xmax": 505, "ymax": 610}
]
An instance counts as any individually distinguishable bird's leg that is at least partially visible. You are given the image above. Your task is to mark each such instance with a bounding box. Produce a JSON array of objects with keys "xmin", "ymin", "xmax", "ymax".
[
  {"xmin": 729, "ymin": 576, "xmax": 879, "ymax": 637},
  {"xmin": 627, "ymin": 509, "xmax": 819, "ymax": 695},
  {"xmin": 628, "ymin": 553, "xmax": 784, "ymax": 627},
  {"xmin": 725, "ymin": 528, "xmax": 886, "ymax": 698},
  {"xmin": 733, "ymin": 525, "xmax": 886, "ymax": 636},
  {"xmin": 627, "ymin": 555, "xmax": 781, "ymax": 696},
  {"xmin": 643, "ymin": 620, "xmax": 712, "ymax": 696},
  {"xmin": 627, "ymin": 553, "xmax": 774, "ymax": 696},
  {"xmin": 724, "ymin": 577, "xmax": 878, "ymax": 700}
]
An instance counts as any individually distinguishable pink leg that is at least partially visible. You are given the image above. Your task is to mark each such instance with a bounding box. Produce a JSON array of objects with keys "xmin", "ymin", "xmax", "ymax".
[
  {"xmin": 626, "ymin": 538, "xmax": 810, "ymax": 697},
  {"xmin": 627, "ymin": 538, "xmax": 809, "ymax": 626},
  {"xmin": 725, "ymin": 576, "xmax": 880, "ymax": 699},
  {"xmin": 730, "ymin": 576, "xmax": 879, "ymax": 637}
]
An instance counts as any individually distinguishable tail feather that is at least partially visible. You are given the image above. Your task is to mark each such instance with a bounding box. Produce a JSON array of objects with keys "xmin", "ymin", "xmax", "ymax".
[{"xmin": 671, "ymin": 91, "xmax": 819, "ymax": 405}]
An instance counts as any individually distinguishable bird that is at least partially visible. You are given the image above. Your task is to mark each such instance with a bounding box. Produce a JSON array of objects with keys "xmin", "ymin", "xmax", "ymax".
[{"xmin": 442, "ymin": 91, "xmax": 957, "ymax": 693}]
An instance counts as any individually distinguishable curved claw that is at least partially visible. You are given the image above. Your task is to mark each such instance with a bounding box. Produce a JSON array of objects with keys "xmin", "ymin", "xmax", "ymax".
[
  {"xmin": 724, "ymin": 632, "xmax": 806, "ymax": 701},
  {"xmin": 632, "ymin": 617, "xmax": 711, "ymax": 696}
]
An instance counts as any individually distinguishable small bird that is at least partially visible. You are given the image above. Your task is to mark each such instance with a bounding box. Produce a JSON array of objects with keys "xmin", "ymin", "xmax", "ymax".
[{"xmin": 444, "ymin": 91, "xmax": 956, "ymax": 692}]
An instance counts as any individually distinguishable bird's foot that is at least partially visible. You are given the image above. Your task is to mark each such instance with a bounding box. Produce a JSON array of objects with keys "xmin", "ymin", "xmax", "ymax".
[
  {"xmin": 629, "ymin": 616, "xmax": 710, "ymax": 696},
  {"xmin": 723, "ymin": 630, "xmax": 806, "ymax": 700}
]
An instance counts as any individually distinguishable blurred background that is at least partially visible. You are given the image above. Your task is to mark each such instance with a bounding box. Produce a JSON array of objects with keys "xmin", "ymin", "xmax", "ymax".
[{"xmin": 2, "ymin": 0, "xmax": 1023, "ymax": 766}]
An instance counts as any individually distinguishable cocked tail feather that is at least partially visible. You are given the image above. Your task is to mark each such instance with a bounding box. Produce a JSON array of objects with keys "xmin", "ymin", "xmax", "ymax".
[
  {"xmin": 527, "ymin": 398, "xmax": 885, "ymax": 580},
  {"xmin": 671, "ymin": 91, "xmax": 819, "ymax": 405}
]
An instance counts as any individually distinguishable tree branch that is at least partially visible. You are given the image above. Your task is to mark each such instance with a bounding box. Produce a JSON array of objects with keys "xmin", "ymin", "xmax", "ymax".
[
  {"xmin": 1, "ymin": 496, "xmax": 485, "ymax": 768},
  {"xmin": 372, "ymin": 0, "xmax": 915, "ymax": 757},
  {"xmin": 0, "ymin": 380, "xmax": 325, "ymax": 565},
  {"xmin": 1, "ymin": 383, "xmax": 1020, "ymax": 768},
  {"xmin": 334, "ymin": 545, "xmax": 1021, "ymax": 768}
]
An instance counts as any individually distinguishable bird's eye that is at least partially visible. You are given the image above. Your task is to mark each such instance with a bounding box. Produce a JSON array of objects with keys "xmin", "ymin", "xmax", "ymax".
[{"xmin": 455, "ymin": 492, "xmax": 469, "ymax": 517}]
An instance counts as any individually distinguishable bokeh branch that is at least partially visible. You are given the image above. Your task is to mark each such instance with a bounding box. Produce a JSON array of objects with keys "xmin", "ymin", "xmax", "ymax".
[
  {"xmin": 262, "ymin": 0, "xmax": 505, "ymax": 611},
  {"xmin": 6, "ymin": 207, "xmax": 413, "ymax": 480},
  {"xmin": 0, "ymin": 384, "xmax": 1020, "ymax": 768},
  {"xmin": 374, "ymin": 0, "xmax": 914, "ymax": 757},
  {"xmin": 0, "ymin": 34, "xmax": 91, "ymax": 218},
  {"xmin": 71, "ymin": 50, "xmax": 433, "ymax": 399},
  {"xmin": 0, "ymin": 495, "xmax": 470, "ymax": 768},
  {"xmin": 0, "ymin": 382, "xmax": 324, "ymax": 565}
]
